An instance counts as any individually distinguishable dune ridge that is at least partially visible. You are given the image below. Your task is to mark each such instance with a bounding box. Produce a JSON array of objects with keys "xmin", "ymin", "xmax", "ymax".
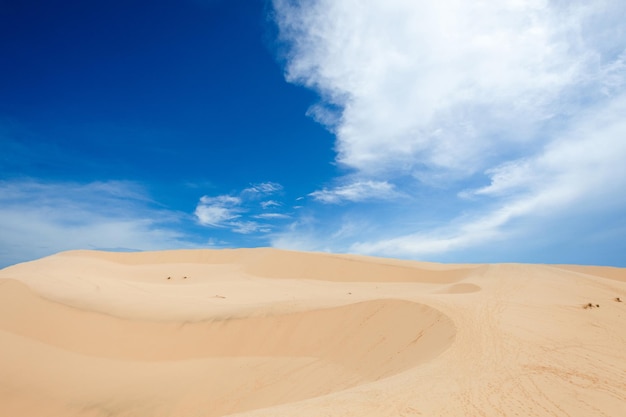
[
  {"xmin": 50, "ymin": 248, "xmax": 481, "ymax": 282},
  {"xmin": 1, "ymin": 248, "xmax": 625, "ymax": 416}
]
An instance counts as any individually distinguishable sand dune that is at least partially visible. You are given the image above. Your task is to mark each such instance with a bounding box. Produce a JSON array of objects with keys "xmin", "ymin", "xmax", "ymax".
[{"xmin": 1, "ymin": 249, "xmax": 625, "ymax": 416}]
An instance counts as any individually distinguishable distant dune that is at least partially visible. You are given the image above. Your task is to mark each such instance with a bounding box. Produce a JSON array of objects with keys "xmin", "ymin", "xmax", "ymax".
[{"xmin": 1, "ymin": 249, "xmax": 624, "ymax": 416}]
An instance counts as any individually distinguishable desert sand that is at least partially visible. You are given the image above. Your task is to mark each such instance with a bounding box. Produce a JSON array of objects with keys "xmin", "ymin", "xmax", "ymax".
[{"xmin": 0, "ymin": 248, "xmax": 624, "ymax": 416}]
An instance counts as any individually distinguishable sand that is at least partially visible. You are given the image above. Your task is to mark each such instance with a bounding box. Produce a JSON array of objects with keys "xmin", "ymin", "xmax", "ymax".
[{"xmin": 0, "ymin": 248, "xmax": 624, "ymax": 416}]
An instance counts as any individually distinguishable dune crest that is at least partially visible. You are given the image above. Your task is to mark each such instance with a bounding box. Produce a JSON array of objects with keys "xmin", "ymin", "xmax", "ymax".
[
  {"xmin": 1, "ymin": 249, "xmax": 625, "ymax": 417},
  {"xmin": 50, "ymin": 248, "xmax": 481, "ymax": 282}
]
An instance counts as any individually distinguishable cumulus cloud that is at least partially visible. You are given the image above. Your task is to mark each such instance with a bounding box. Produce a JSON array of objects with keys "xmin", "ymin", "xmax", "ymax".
[
  {"xmin": 273, "ymin": 0, "xmax": 625, "ymax": 177},
  {"xmin": 309, "ymin": 180, "xmax": 400, "ymax": 204},
  {"xmin": 272, "ymin": 0, "xmax": 626, "ymax": 263}
]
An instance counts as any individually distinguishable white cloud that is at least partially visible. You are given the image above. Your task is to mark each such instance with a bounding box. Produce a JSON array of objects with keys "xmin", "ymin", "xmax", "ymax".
[
  {"xmin": 243, "ymin": 181, "xmax": 283, "ymax": 195},
  {"xmin": 273, "ymin": 0, "xmax": 626, "ymax": 179},
  {"xmin": 260, "ymin": 200, "xmax": 281, "ymax": 209},
  {"xmin": 194, "ymin": 195, "xmax": 242, "ymax": 226},
  {"xmin": 352, "ymin": 93, "xmax": 626, "ymax": 258},
  {"xmin": 272, "ymin": 0, "xmax": 626, "ymax": 263},
  {"xmin": 309, "ymin": 180, "xmax": 400, "ymax": 204},
  {"xmin": 194, "ymin": 182, "xmax": 289, "ymax": 234},
  {"xmin": 230, "ymin": 221, "xmax": 270, "ymax": 234},
  {"xmin": 254, "ymin": 213, "xmax": 291, "ymax": 220}
]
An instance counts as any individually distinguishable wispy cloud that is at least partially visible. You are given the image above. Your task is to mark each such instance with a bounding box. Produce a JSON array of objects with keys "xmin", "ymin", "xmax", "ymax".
[
  {"xmin": 230, "ymin": 221, "xmax": 269, "ymax": 234},
  {"xmin": 194, "ymin": 182, "xmax": 289, "ymax": 235},
  {"xmin": 0, "ymin": 179, "xmax": 193, "ymax": 267},
  {"xmin": 195, "ymin": 195, "xmax": 242, "ymax": 226},
  {"xmin": 260, "ymin": 200, "xmax": 281, "ymax": 209},
  {"xmin": 309, "ymin": 180, "xmax": 400, "ymax": 204},
  {"xmin": 243, "ymin": 181, "xmax": 283, "ymax": 195},
  {"xmin": 341, "ymin": 93, "xmax": 626, "ymax": 259},
  {"xmin": 254, "ymin": 213, "xmax": 291, "ymax": 220}
]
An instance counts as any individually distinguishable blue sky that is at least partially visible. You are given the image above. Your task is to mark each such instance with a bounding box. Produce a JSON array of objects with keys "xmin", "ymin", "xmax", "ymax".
[{"xmin": 1, "ymin": 0, "xmax": 625, "ymax": 267}]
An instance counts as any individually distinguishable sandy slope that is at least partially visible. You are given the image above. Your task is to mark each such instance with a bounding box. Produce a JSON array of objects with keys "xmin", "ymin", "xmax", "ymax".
[{"xmin": 0, "ymin": 249, "xmax": 624, "ymax": 417}]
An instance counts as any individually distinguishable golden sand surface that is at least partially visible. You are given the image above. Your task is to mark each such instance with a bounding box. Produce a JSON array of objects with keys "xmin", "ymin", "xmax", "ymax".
[{"xmin": 0, "ymin": 248, "xmax": 624, "ymax": 416}]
